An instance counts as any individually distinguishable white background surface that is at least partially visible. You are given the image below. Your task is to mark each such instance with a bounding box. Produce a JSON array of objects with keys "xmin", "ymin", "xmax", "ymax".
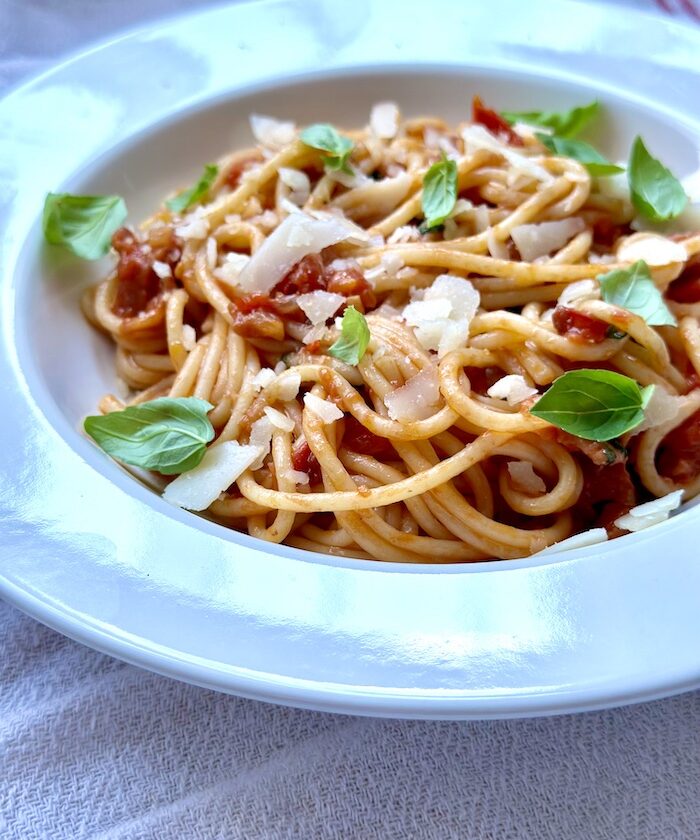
[{"xmin": 2, "ymin": 1, "xmax": 700, "ymax": 838}]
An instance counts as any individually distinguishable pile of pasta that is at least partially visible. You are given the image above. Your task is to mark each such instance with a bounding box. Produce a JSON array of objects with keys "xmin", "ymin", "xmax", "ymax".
[{"xmin": 82, "ymin": 100, "xmax": 700, "ymax": 562}]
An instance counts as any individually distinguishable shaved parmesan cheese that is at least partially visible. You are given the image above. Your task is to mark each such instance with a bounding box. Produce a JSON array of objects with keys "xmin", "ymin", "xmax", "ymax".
[
  {"xmin": 511, "ymin": 218, "xmax": 586, "ymax": 262},
  {"xmin": 558, "ymin": 279, "xmax": 599, "ymax": 307},
  {"xmin": 536, "ymin": 528, "xmax": 608, "ymax": 556},
  {"xmin": 403, "ymin": 297, "xmax": 453, "ymax": 324},
  {"xmin": 206, "ymin": 237, "xmax": 218, "ymax": 270},
  {"xmin": 508, "ymin": 461, "xmax": 546, "ymax": 494},
  {"xmin": 487, "ymin": 374, "xmax": 538, "ymax": 406},
  {"xmin": 370, "ymin": 102, "xmax": 400, "ymax": 139},
  {"xmin": 279, "ymin": 167, "xmax": 311, "ymax": 203},
  {"xmin": 252, "ymin": 368, "xmax": 276, "ymax": 391},
  {"xmin": 387, "ymin": 225, "xmax": 421, "ymax": 244},
  {"xmin": 152, "ymin": 260, "xmax": 172, "ymax": 279},
  {"xmin": 614, "ymin": 490, "xmax": 683, "ymax": 533},
  {"xmin": 250, "ymin": 114, "xmax": 296, "ymax": 150},
  {"xmin": 302, "ymin": 323, "xmax": 328, "ymax": 345},
  {"xmin": 213, "ymin": 252, "xmax": 250, "ymax": 287},
  {"xmin": 175, "ymin": 217, "xmax": 209, "ymax": 240},
  {"xmin": 303, "ymin": 393, "xmax": 343, "ymax": 423},
  {"xmin": 264, "ymin": 406, "xmax": 295, "ymax": 432},
  {"xmin": 616, "ymin": 232, "xmax": 687, "ymax": 266},
  {"xmin": 596, "ymin": 169, "xmax": 631, "ymax": 203},
  {"xmin": 461, "ymin": 124, "xmax": 552, "ymax": 182},
  {"xmin": 237, "ymin": 212, "xmax": 368, "ymax": 294},
  {"xmin": 423, "ymin": 127, "xmax": 460, "ymax": 159},
  {"xmin": 181, "ymin": 324, "xmax": 196, "ymax": 352},
  {"xmin": 286, "ymin": 469, "xmax": 310, "ymax": 485},
  {"xmin": 163, "ymin": 442, "xmax": 263, "ymax": 511},
  {"xmin": 635, "ymin": 387, "xmax": 684, "ymax": 433},
  {"xmin": 248, "ymin": 416, "xmax": 273, "ymax": 470},
  {"xmin": 297, "ymin": 290, "xmax": 345, "ymax": 325},
  {"xmin": 277, "ymin": 372, "xmax": 302, "ymax": 401},
  {"xmin": 384, "ymin": 366, "xmax": 441, "ymax": 422},
  {"xmin": 402, "ymin": 275, "xmax": 480, "ymax": 358}
]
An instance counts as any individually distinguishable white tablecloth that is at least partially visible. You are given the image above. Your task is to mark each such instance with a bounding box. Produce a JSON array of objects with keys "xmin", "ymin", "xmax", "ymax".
[{"xmin": 2, "ymin": 1, "xmax": 700, "ymax": 837}]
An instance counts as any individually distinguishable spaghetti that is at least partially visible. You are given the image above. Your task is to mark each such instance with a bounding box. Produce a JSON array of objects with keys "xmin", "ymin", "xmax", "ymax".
[{"xmin": 80, "ymin": 99, "xmax": 700, "ymax": 562}]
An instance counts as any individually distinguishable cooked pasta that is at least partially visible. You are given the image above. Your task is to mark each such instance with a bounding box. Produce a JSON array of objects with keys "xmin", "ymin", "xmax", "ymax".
[{"xmin": 79, "ymin": 98, "xmax": 700, "ymax": 562}]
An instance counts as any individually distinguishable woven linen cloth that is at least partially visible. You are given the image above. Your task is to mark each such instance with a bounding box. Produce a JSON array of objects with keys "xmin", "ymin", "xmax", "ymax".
[{"xmin": 2, "ymin": 1, "xmax": 700, "ymax": 838}]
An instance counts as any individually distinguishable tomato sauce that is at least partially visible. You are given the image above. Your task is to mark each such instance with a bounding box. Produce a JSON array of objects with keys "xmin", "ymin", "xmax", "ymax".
[
  {"xmin": 471, "ymin": 96, "xmax": 524, "ymax": 147},
  {"xmin": 552, "ymin": 305, "xmax": 610, "ymax": 344},
  {"xmin": 111, "ymin": 226, "xmax": 180, "ymax": 318},
  {"xmin": 657, "ymin": 409, "xmax": 700, "ymax": 485},
  {"xmin": 342, "ymin": 415, "xmax": 395, "ymax": 459},
  {"xmin": 292, "ymin": 439, "xmax": 322, "ymax": 485},
  {"xmin": 667, "ymin": 254, "xmax": 700, "ymax": 304}
]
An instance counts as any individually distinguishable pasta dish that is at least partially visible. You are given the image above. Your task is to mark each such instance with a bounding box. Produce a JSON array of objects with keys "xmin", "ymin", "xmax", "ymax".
[{"xmin": 44, "ymin": 97, "xmax": 700, "ymax": 562}]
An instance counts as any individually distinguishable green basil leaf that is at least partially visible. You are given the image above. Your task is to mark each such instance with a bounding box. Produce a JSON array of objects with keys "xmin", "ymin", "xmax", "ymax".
[
  {"xmin": 328, "ymin": 306, "xmax": 370, "ymax": 365},
  {"xmin": 501, "ymin": 101, "xmax": 599, "ymax": 138},
  {"xmin": 529, "ymin": 369, "xmax": 653, "ymax": 441},
  {"xmin": 43, "ymin": 193, "xmax": 127, "ymax": 260},
  {"xmin": 165, "ymin": 164, "xmax": 219, "ymax": 213},
  {"xmin": 421, "ymin": 154, "xmax": 458, "ymax": 230},
  {"xmin": 84, "ymin": 397, "xmax": 214, "ymax": 475},
  {"xmin": 536, "ymin": 133, "xmax": 623, "ymax": 177},
  {"xmin": 627, "ymin": 137, "xmax": 687, "ymax": 222},
  {"xmin": 300, "ymin": 123, "xmax": 354, "ymax": 174},
  {"xmin": 599, "ymin": 260, "xmax": 676, "ymax": 326}
]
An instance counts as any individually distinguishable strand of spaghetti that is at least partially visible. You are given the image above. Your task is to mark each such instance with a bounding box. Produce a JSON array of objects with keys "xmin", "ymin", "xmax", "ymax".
[
  {"xmin": 247, "ymin": 430, "xmax": 298, "ymax": 543},
  {"xmin": 303, "ymin": 406, "xmax": 481, "ymax": 561},
  {"xmin": 237, "ymin": 429, "xmax": 514, "ymax": 512},
  {"xmin": 635, "ymin": 389, "xmax": 700, "ymax": 497},
  {"xmin": 165, "ymin": 289, "xmax": 190, "ymax": 370},
  {"xmin": 361, "ymin": 245, "xmax": 622, "ymax": 282}
]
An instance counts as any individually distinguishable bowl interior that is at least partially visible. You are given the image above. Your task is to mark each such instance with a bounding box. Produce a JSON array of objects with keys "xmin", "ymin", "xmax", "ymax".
[{"xmin": 16, "ymin": 65, "xmax": 700, "ymax": 561}]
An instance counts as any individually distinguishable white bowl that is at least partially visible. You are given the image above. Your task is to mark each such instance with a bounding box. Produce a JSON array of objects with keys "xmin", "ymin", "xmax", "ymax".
[{"xmin": 2, "ymin": 0, "xmax": 700, "ymax": 718}]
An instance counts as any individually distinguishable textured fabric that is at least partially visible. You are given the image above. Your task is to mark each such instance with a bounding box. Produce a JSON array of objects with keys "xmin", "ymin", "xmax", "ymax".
[{"xmin": 3, "ymin": 1, "xmax": 700, "ymax": 838}]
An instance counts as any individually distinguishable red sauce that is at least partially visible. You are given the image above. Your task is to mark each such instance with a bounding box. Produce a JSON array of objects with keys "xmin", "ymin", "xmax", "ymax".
[
  {"xmin": 667, "ymin": 254, "xmax": 700, "ymax": 304},
  {"xmin": 292, "ymin": 439, "xmax": 322, "ymax": 485},
  {"xmin": 577, "ymin": 460, "xmax": 638, "ymax": 535},
  {"xmin": 591, "ymin": 217, "xmax": 631, "ymax": 249},
  {"xmin": 342, "ymin": 415, "xmax": 395, "ymax": 459},
  {"xmin": 111, "ymin": 226, "xmax": 180, "ymax": 318},
  {"xmin": 471, "ymin": 96, "xmax": 524, "ymax": 147},
  {"xmin": 464, "ymin": 366, "xmax": 503, "ymax": 395},
  {"xmin": 657, "ymin": 409, "xmax": 700, "ymax": 485},
  {"xmin": 550, "ymin": 428, "xmax": 626, "ymax": 466},
  {"xmin": 552, "ymin": 305, "xmax": 610, "ymax": 344},
  {"xmin": 275, "ymin": 254, "xmax": 326, "ymax": 295},
  {"xmin": 326, "ymin": 266, "xmax": 376, "ymax": 310}
]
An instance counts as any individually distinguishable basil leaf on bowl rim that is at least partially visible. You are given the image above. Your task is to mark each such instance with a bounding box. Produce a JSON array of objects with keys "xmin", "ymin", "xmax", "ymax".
[
  {"xmin": 529, "ymin": 369, "xmax": 654, "ymax": 441},
  {"xmin": 421, "ymin": 153, "xmax": 458, "ymax": 231},
  {"xmin": 84, "ymin": 397, "xmax": 215, "ymax": 475},
  {"xmin": 536, "ymin": 134, "xmax": 623, "ymax": 177},
  {"xmin": 501, "ymin": 101, "xmax": 599, "ymax": 138},
  {"xmin": 42, "ymin": 193, "xmax": 127, "ymax": 260},
  {"xmin": 300, "ymin": 123, "xmax": 354, "ymax": 174},
  {"xmin": 627, "ymin": 136, "xmax": 687, "ymax": 222},
  {"xmin": 598, "ymin": 260, "xmax": 677, "ymax": 326},
  {"xmin": 328, "ymin": 306, "xmax": 370, "ymax": 365},
  {"xmin": 165, "ymin": 163, "xmax": 219, "ymax": 214}
]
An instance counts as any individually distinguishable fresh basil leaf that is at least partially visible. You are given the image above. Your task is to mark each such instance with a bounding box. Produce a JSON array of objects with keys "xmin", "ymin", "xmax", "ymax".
[
  {"xmin": 627, "ymin": 137, "xmax": 687, "ymax": 222},
  {"xmin": 300, "ymin": 123, "xmax": 354, "ymax": 174},
  {"xmin": 501, "ymin": 101, "xmax": 599, "ymax": 138},
  {"xmin": 529, "ymin": 369, "xmax": 653, "ymax": 441},
  {"xmin": 421, "ymin": 154, "xmax": 458, "ymax": 230},
  {"xmin": 599, "ymin": 260, "xmax": 676, "ymax": 326},
  {"xmin": 536, "ymin": 134, "xmax": 623, "ymax": 177},
  {"xmin": 84, "ymin": 397, "xmax": 214, "ymax": 475},
  {"xmin": 328, "ymin": 306, "xmax": 370, "ymax": 365},
  {"xmin": 165, "ymin": 164, "xmax": 219, "ymax": 213},
  {"xmin": 43, "ymin": 193, "xmax": 127, "ymax": 260}
]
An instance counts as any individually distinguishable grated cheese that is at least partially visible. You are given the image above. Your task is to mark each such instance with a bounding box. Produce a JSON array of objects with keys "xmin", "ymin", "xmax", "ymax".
[
  {"xmin": 152, "ymin": 260, "xmax": 172, "ymax": 279},
  {"xmin": 264, "ymin": 406, "xmax": 295, "ymax": 432},
  {"xmin": 487, "ymin": 374, "xmax": 538, "ymax": 406},
  {"xmin": 370, "ymin": 102, "xmax": 400, "ymax": 139},
  {"xmin": 614, "ymin": 490, "xmax": 684, "ymax": 533},
  {"xmin": 163, "ymin": 442, "xmax": 263, "ymax": 511},
  {"xmin": 508, "ymin": 461, "xmax": 546, "ymax": 494},
  {"xmin": 297, "ymin": 290, "xmax": 345, "ymax": 325},
  {"xmin": 303, "ymin": 393, "xmax": 343, "ymax": 423},
  {"xmin": 250, "ymin": 114, "xmax": 296, "ymax": 150},
  {"xmin": 384, "ymin": 366, "xmax": 441, "ymax": 422},
  {"xmin": 511, "ymin": 218, "xmax": 586, "ymax": 262}
]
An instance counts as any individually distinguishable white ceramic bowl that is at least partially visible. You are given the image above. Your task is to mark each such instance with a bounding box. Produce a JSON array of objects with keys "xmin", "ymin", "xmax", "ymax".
[{"xmin": 2, "ymin": 0, "xmax": 700, "ymax": 718}]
